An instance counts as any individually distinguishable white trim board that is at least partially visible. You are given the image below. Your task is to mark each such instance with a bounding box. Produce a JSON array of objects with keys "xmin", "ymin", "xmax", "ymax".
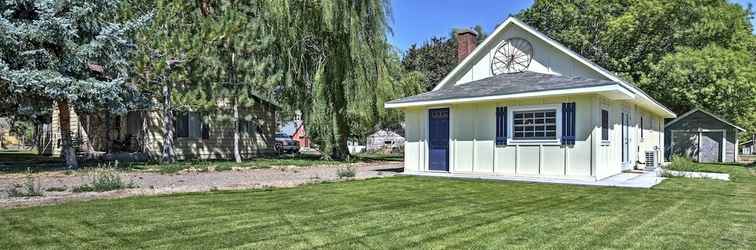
[
  {"xmin": 386, "ymin": 85, "xmax": 633, "ymax": 109},
  {"xmin": 429, "ymin": 17, "xmax": 675, "ymax": 118},
  {"xmin": 665, "ymin": 108, "xmax": 746, "ymax": 132}
]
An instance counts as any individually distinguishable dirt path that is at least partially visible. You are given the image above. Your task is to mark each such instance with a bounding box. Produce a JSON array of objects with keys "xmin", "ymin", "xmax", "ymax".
[{"xmin": 0, "ymin": 162, "xmax": 403, "ymax": 209}]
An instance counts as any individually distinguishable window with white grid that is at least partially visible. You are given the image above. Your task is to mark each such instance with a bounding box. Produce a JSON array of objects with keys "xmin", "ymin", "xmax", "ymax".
[{"xmin": 512, "ymin": 110, "xmax": 557, "ymax": 140}]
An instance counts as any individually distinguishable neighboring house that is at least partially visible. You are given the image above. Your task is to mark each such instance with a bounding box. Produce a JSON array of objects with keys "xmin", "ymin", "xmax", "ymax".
[
  {"xmin": 278, "ymin": 119, "xmax": 311, "ymax": 149},
  {"xmin": 292, "ymin": 123, "xmax": 311, "ymax": 148},
  {"xmin": 741, "ymin": 139, "xmax": 753, "ymax": 155},
  {"xmin": 664, "ymin": 108, "xmax": 745, "ymax": 163},
  {"xmin": 43, "ymin": 96, "xmax": 279, "ymax": 160},
  {"xmin": 366, "ymin": 129, "xmax": 405, "ymax": 151},
  {"xmin": 385, "ymin": 17, "xmax": 676, "ymax": 181}
]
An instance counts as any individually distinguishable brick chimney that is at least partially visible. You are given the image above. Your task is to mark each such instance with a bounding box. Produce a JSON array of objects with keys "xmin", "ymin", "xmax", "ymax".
[{"xmin": 455, "ymin": 28, "xmax": 478, "ymax": 62}]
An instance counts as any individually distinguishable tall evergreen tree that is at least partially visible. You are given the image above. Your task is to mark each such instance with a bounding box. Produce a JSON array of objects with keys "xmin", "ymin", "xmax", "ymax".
[
  {"xmin": 194, "ymin": 0, "xmax": 281, "ymax": 163},
  {"xmin": 130, "ymin": 0, "xmax": 281, "ymax": 163},
  {"xmin": 0, "ymin": 0, "xmax": 151, "ymax": 168},
  {"xmin": 129, "ymin": 0, "xmax": 199, "ymax": 163},
  {"xmin": 402, "ymin": 26, "xmax": 487, "ymax": 91}
]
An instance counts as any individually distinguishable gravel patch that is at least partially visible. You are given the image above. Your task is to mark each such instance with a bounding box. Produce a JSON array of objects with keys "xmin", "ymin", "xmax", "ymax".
[{"xmin": 0, "ymin": 162, "xmax": 403, "ymax": 209}]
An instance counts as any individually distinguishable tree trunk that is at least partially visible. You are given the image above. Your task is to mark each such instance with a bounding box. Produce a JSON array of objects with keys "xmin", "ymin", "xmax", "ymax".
[
  {"xmin": 105, "ymin": 112, "xmax": 112, "ymax": 153},
  {"xmin": 233, "ymin": 97, "xmax": 242, "ymax": 163},
  {"xmin": 140, "ymin": 111, "xmax": 148, "ymax": 153},
  {"xmin": 32, "ymin": 123, "xmax": 40, "ymax": 152},
  {"xmin": 331, "ymin": 109, "xmax": 351, "ymax": 161},
  {"xmin": 161, "ymin": 82, "xmax": 175, "ymax": 164},
  {"xmin": 58, "ymin": 101, "xmax": 79, "ymax": 169},
  {"xmin": 230, "ymin": 51, "xmax": 242, "ymax": 163},
  {"xmin": 86, "ymin": 115, "xmax": 95, "ymax": 158}
]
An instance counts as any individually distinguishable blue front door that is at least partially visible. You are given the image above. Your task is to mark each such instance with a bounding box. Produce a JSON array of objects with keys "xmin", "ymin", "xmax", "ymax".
[{"xmin": 429, "ymin": 108, "xmax": 449, "ymax": 171}]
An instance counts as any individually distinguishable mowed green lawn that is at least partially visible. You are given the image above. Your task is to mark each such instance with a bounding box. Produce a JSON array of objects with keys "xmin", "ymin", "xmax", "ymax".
[{"xmin": 2, "ymin": 164, "xmax": 755, "ymax": 249}]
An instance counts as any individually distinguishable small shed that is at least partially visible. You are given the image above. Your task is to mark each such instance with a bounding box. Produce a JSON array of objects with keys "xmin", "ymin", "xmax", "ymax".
[
  {"xmin": 366, "ymin": 129, "xmax": 405, "ymax": 151},
  {"xmin": 664, "ymin": 108, "xmax": 745, "ymax": 163}
]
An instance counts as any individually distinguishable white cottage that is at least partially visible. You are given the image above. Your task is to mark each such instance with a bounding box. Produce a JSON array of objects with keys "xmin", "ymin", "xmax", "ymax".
[{"xmin": 386, "ymin": 17, "xmax": 676, "ymax": 181}]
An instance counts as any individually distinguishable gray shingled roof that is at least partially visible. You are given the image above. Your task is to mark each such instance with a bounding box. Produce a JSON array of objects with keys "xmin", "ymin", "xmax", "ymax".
[{"xmin": 387, "ymin": 72, "xmax": 619, "ymax": 104}]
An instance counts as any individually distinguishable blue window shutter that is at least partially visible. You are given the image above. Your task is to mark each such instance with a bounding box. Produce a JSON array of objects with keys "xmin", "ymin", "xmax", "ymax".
[
  {"xmin": 562, "ymin": 103, "xmax": 576, "ymax": 145},
  {"xmin": 496, "ymin": 107, "xmax": 507, "ymax": 145}
]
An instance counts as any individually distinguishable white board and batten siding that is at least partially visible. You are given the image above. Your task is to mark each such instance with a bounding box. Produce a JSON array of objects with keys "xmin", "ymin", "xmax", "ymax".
[
  {"xmin": 403, "ymin": 96, "xmax": 666, "ymax": 180},
  {"xmin": 400, "ymin": 17, "xmax": 671, "ymax": 180}
]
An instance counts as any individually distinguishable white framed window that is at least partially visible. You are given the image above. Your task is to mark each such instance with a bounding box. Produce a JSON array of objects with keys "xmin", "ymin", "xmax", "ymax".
[{"xmin": 507, "ymin": 104, "xmax": 562, "ymax": 145}]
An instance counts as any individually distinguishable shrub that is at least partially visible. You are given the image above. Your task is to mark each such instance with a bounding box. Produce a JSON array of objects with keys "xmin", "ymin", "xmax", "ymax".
[
  {"xmin": 659, "ymin": 170, "xmax": 676, "ymax": 178},
  {"xmin": 73, "ymin": 164, "xmax": 138, "ymax": 193},
  {"xmin": 158, "ymin": 164, "xmax": 187, "ymax": 174},
  {"xmin": 336, "ymin": 167, "xmax": 356, "ymax": 179},
  {"xmin": 7, "ymin": 168, "xmax": 43, "ymax": 197},
  {"xmin": 668, "ymin": 155, "xmax": 695, "ymax": 172},
  {"xmin": 215, "ymin": 165, "xmax": 233, "ymax": 172},
  {"xmin": 45, "ymin": 187, "xmax": 66, "ymax": 192}
]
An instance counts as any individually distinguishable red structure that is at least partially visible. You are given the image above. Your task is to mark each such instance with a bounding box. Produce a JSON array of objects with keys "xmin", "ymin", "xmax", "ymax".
[{"xmin": 292, "ymin": 123, "xmax": 311, "ymax": 148}]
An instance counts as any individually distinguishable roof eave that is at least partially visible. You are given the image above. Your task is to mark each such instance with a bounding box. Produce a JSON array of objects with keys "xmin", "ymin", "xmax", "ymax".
[
  {"xmin": 385, "ymin": 85, "xmax": 633, "ymax": 109},
  {"xmin": 665, "ymin": 108, "xmax": 745, "ymax": 131}
]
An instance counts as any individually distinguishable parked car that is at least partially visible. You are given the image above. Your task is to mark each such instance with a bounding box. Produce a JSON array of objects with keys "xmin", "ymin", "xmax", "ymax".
[{"xmin": 274, "ymin": 133, "xmax": 300, "ymax": 154}]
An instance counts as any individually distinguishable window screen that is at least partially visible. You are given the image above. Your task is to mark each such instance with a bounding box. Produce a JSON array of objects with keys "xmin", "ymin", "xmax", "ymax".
[
  {"xmin": 640, "ymin": 116, "xmax": 644, "ymax": 140},
  {"xmin": 175, "ymin": 112, "xmax": 190, "ymax": 138},
  {"xmin": 175, "ymin": 112, "xmax": 208, "ymax": 139},
  {"xmin": 601, "ymin": 109, "xmax": 609, "ymax": 141},
  {"xmin": 513, "ymin": 110, "xmax": 557, "ymax": 139},
  {"xmin": 240, "ymin": 120, "xmax": 256, "ymax": 136},
  {"xmin": 495, "ymin": 107, "xmax": 507, "ymax": 145}
]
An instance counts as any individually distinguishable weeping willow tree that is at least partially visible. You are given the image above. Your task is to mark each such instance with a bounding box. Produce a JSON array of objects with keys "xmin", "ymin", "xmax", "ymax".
[
  {"xmin": 129, "ymin": 0, "xmax": 415, "ymax": 161},
  {"xmin": 269, "ymin": 0, "xmax": 398, "ymax": 160}
]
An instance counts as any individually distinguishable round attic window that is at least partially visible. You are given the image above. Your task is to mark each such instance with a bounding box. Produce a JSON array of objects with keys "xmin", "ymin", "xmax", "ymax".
[{"xmin": 491, "ymin": 38, "xmax": 533, "ymax": 75}]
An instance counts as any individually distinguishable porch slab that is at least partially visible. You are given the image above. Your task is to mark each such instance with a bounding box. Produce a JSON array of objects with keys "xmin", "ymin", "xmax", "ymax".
[{"xmin": 401, "ymin": 171, "xmax": 665, "ymax": 189}]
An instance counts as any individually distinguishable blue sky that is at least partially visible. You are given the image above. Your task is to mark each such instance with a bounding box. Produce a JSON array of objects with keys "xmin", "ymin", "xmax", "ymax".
[{"xmin": 389, "ymin": 0, "xmax": 756, "ymax": 52}]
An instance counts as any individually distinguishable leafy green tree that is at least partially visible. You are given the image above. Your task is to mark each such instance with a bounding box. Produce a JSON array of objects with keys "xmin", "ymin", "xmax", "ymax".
[
  {"xmin": 518, "ymin": 0, "xmax": 756, "ymax": 132},
  {"xmin": 518, "ymin": 0, "xmax": 754, "ymax": 81},
  {"xmin": 0, "ymin": 0, "xmax": 151, "ymax": 168},
  {"xmin": 402, "ymin": 26, "xmax": 487, "ymax": 91},
  {"xmin": 402, "ymin": 37, "xmax": 456, "ymax": 91},
  {"xmin": 641, "ymin": 45, "xmax": 756, "ymax": 132}
]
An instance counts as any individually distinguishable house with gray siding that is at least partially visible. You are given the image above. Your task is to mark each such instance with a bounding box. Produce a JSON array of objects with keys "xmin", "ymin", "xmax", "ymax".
[{"xmin": 664, "ymin": 108, "xmax": 745, "ymax": 163}]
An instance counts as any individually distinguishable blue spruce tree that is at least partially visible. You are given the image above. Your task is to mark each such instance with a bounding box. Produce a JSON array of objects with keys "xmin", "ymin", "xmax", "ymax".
[{"xmin": 0, "ymin": 0, "xmax": 152, "ymax": 168}]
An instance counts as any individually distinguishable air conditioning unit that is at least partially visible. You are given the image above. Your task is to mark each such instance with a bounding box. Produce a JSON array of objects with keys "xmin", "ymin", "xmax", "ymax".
[{"xmin": 645, "ymin": 151, "xmax": 658, "ymax": 170}]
